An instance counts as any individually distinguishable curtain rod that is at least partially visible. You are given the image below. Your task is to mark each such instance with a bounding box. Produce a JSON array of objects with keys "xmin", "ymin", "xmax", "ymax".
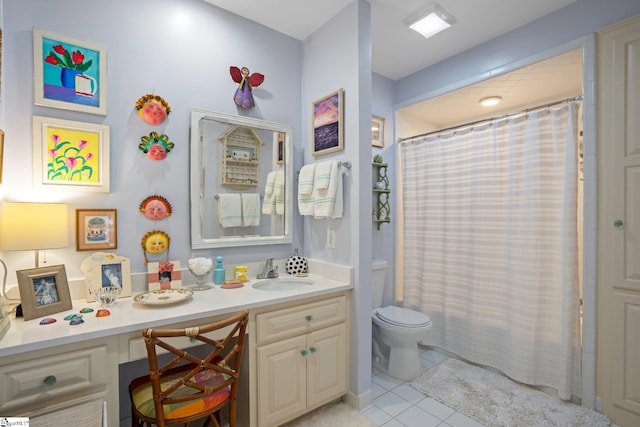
[{"xmin": 398, "ymin": 95, "xmax": 583, "ymax": 144}]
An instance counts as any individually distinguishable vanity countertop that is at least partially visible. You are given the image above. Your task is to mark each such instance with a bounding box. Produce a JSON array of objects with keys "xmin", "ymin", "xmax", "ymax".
[{"xmin": 0, "ymin": 273, "xmax": 352, "ymax": 357}]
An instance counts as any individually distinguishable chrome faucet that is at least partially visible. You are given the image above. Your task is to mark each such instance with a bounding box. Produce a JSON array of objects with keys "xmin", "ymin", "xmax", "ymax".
[{"xmin": 257, "ymin": 258, "xmax": 279, "ymax": 279}]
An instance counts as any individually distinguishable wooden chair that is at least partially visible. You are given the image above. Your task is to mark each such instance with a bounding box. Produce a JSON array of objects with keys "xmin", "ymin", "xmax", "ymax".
[{"xmin": 129, "ymin": 310, "xmax": 249, "ymax": 427}]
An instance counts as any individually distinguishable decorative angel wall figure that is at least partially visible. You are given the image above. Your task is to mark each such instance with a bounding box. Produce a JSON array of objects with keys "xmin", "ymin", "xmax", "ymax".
[{"xmin": 230, "ymin": 66, "xmax": 264, "ymax": 109}]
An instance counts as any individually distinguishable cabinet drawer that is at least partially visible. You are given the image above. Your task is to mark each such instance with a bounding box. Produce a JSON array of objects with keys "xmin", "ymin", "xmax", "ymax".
[
  {"xmin": 0, "ymin": 346, "xmax": 107, "ymax": 411},
  {"xmin": 256, "ymin": 295, "xmax": 346, "ymax": 345}
]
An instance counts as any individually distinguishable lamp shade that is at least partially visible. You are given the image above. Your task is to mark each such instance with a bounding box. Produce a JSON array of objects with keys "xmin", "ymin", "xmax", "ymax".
[{"xmin": 0, "ymin": 202, "xmax": 69, "ymax": 251}]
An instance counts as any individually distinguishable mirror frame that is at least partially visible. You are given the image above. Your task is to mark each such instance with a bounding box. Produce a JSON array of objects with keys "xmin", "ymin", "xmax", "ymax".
[{"xmin": 190, "ymin": 109, "xmax": 293, "ymax": 249}]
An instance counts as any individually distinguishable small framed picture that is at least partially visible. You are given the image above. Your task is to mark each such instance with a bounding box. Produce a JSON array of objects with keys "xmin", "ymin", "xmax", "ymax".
[
  {"xmin": 312, "ymin": 88, "xmax": 344, "ymax": 157},
  {"xmin": 33, "ymin": 115, "xmax": 110, "ymax": 193},
  {"xmin": 276, "ymin": 131, "xmax": 285, "ymax": 165},
  {"xmin": 147, "ymin": 260, "xmax": 183, "ymax": 290},
  {"xmin": 17, "ymin": 265, "xmax": 72, "ymax": 321},
  {"xmin": 80, "ymin": 252, "xmax": 132, "ymax": 301},
  {"xmin": 372, "ymin": 115, "xmax": 385, "ymax": 148},
  {"xmin": 76, "ymin": 209, "xmax": 117, "ymax": 251},
  {"xmin": 33, "ymin": 28, "xmax": 107, "ymax": 115}
]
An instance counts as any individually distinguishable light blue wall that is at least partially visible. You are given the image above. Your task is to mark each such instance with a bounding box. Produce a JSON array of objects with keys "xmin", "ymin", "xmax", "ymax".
[
  {"xmin": 301, "ymin": 0, "xmax": 373, "ymax": 397},
  {"xmin": 371, "ymin": 72, "xmax": 395, "ymax": 306},
  {"xmin": 395, "ymin": 0, "xmax": 640, "ymax": 108},
  {"xmin": 0, "ymin": 0, "xmax": 303, "ymax": 280}
]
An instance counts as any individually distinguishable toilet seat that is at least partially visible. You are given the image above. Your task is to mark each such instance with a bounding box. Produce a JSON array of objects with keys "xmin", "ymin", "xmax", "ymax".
[{"xmin": 375, "ymin": 306, "xmax": 431, "ymax": 328}]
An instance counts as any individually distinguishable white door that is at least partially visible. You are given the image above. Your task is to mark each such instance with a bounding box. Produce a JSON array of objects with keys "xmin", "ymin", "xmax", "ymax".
[{"xmin": 598, "ymin": 14, "xmax": 640, "ymax": 427}]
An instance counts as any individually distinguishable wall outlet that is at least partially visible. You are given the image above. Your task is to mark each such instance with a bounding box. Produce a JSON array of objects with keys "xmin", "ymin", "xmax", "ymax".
[{"xmin": 327, "ymin": 228, "xmax": 336, "ymax": 248}]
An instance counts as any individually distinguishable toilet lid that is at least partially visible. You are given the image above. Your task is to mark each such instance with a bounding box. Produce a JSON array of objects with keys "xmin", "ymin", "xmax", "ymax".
[{"xmin": 375, "ymin": 306, "xmax": 431, "ymax": 328}]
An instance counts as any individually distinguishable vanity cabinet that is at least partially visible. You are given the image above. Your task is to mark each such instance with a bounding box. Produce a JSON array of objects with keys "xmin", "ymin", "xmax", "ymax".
[
  {"xmin": 254, "ymin": 293, "xmax": 348, "ymax": 427},
  {"xmin": 0, "ymin": 337, "xmax": 117, "ymax": 426}
]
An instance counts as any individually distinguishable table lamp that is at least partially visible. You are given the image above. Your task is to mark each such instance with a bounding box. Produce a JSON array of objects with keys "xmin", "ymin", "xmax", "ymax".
[{"xmin": 0, "ymin": 202, "xmax": 69, "ymax": 301}]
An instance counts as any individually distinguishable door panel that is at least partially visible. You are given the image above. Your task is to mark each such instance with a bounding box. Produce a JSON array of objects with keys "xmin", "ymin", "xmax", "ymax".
[{"xmin": 598, "ymin": 14, "xmax": 640, "ymax": 427}]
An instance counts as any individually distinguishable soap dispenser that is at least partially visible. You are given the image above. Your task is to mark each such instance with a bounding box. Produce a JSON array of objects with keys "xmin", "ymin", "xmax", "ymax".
[{"xmin": 213, "ymin": 256, "xmax": 225, "ymax": 285}]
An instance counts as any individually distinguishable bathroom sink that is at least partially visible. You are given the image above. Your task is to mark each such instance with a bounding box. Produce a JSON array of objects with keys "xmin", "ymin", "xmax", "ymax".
[{"xmin": 252, "ymin": 277, "xmax": 314, "ymax": 291}]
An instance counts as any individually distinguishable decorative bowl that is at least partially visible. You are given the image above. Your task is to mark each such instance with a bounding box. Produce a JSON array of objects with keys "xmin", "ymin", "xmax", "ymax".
[{"xmin": 89, "ymin": 286, "xmax": 122, "ymax": 306}]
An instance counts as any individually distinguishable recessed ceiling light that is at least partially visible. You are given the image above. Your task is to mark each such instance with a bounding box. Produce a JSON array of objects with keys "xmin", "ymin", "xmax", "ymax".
[
  {"xmin": 479, "ymin": 96, "xmax": 502, "ymax": 107},
  {"xmin": 404, "ymin": 3, "xmax": 456, "ymax": 40}
]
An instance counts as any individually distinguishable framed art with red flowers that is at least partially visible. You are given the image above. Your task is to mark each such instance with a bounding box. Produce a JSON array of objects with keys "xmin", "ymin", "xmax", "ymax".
[
  {"xmin": 33, "ymin": 116, "xmax": 110, "ymax": 193},
  {"xmin": 33, "ymin": 28, "xmax": 107, "ymax": 115}
]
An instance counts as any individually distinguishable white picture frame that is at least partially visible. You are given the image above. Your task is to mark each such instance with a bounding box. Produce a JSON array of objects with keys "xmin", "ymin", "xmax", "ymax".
[{"xmin": 80, "ymin": 252, "xmax": 132, "ymax": 302}]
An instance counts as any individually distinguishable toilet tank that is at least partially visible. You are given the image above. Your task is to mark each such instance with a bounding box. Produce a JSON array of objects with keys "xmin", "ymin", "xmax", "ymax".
[{"xmin": 372, "ymin": 259, "xmax": 387, "ymax": 309}]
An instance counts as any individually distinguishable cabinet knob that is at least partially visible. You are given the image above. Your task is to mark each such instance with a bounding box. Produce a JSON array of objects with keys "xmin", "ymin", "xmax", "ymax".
[
  {"xmin": 613, "ymin": 219, "xmax": 624, "ymax": 229},
  {"xmin": 309, "ymin": 346, "xmax": 317, "ymax": 354},
  {"xmin": 300, "ymin": 349, "xmax": 308, "ymax": 357},
  {"xmin": 305, "ymin": 315, "xmax": 313, "ymax": 322},
  {"xmin": 42, "ymin": 375, "xmax": 57, "ymax": 389}
]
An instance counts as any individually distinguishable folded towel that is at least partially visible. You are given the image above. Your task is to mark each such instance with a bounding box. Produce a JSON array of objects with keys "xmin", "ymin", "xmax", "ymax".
[
  {"xmin": 264, "ymin": 171, "xmax": 277, "ymax": 196},
  {"xmin": 314, "ymin": 160, "xmax": 343, "ymax": 219},
  {"xmin": 241, "ymin": 193, "xmax": 261, "ymax": 226},
  {"xmin": 298, "ymin": 164, "xmax": 316, "ymax": 195},
  {"xmin": 262, "ymin": 171, "xmax": 277, "ymax": 215},
  {"xmin": 298, "ymin": 165, "xmax": 316, "ymax": 216},
  {"xmin": 314, "ymin": 160, "xmax": 333, "ymax": 190},
  {"xmin": 218, "ymin": 194, "xmax": 242, "ymax": 227},
  {"xmin": 274, "ymin": 170, "xmax": 285, "ymax": 215}
]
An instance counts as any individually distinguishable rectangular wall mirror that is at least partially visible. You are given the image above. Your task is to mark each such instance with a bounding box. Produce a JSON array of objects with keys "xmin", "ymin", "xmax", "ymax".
[{"xmin": 190, "ymin": 109, "xmax": 293, "ymax": 248}]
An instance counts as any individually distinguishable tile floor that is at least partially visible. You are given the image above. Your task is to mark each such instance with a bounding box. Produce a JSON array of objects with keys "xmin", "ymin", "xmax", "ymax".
[{"xmin": 362, "ymin": 346, "xmax": 486, "ymax": 427}]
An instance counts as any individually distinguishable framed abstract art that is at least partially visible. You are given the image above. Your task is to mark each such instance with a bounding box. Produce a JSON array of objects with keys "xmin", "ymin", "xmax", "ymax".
[
  {"xmin": 33, "ymin": 28, "xmax": 107, "ymax": 115},
  {"xmin": 312, "ymin": 89, "xmax": 344, "ymax": 157},
  {"xmin": 32, "ymin": 116, "xmax": 110, "ymax": 193}
]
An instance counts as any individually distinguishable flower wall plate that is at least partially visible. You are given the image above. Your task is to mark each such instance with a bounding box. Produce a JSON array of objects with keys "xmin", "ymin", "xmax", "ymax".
[{"xmin": 133, "ymin": 288, "xmax": 193, "ymax": 305}]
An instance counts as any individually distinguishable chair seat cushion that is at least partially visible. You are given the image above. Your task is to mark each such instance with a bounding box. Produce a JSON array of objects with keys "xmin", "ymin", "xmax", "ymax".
[{"xmin": 130, "ymin": 363, "xmax": 230, "ymax": 420}]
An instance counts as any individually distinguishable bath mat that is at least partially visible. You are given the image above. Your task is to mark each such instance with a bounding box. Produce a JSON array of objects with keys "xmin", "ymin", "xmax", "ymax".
[
  {"xmin": 411, "ymin": 358, "xmax": 615, "ymax": 427},
  {"xmin": 281, "ymin": 401, "xmax": 376, "ymax": 427}
]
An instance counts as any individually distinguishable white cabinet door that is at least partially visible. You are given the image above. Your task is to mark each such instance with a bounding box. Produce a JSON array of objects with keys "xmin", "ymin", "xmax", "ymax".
[
  {"xmin": 598, "ymin": 14, "xmax": 640, "ymax": 427},
  {"xmin": 307, "ymin": 323, "xmax": 347, "ymax": 408},
  {"xmin": 257, "ymin": 335, "xmax": 307, "ymax": 426}
]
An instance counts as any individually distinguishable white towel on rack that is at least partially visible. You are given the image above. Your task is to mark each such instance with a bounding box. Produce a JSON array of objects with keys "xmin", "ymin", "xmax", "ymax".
[
  {"xmin": 314, "ymin": 160, "xmax": 333, "ymax": 190},
  {"xmin": 241, "ymin": 193, "xmax": 261, "ymax": 226},
  {"xmin": 262, "ymin": 171, "xmax": 277, "ymax": 215},
  {"xmin": 298, "ymin": 164, "xmax": 316, "ymax": 216},
  {"xmin": 218, "ymin": 194, "xmax": 242, "ymax": 227},
  {"xmin": 298, "ymin": 164, "xmax": 316, "ymax": 195},
  {"xmin": 313, "ymin": 160, "xmax": 343, "ymax": 219},
  {"xmin": 274, "ymin": 170, "xmax": 285, "ymax": 215}
]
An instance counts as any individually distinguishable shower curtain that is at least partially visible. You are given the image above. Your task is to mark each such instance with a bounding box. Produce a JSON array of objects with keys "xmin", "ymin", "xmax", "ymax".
[{"xmin": 400, "ymin": 100, "xmax": 582, "ymax": 399}]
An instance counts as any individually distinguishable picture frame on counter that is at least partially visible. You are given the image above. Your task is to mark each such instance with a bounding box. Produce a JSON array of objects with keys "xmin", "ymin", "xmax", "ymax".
[
  {"xmin": 80, "ymin": 252, "xmax": 132, "ymax": 302},
  {"xmin": 16, "ymin": 264, "xmax": 72, "ymax": 321},
  {"xmin": 147, "ymin": 260, "xmax": 183, "ymax": 290}
]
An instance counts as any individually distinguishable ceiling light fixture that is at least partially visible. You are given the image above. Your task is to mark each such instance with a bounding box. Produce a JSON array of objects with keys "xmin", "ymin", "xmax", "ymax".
[
  {"xmin": 404, "ymin": 3, "xmax": 456, "ymax": 40},
  {"xmin": 479, "ymin": 96, "xmax": 502, "ymax": 107}
]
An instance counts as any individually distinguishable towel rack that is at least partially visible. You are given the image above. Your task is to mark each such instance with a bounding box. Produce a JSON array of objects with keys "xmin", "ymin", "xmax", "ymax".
[
  {"xmin": 215, "ymin": 194, "xmax": 262, "ymax": 200},
  {"xmin": 296, "ymin": 160, "xmax": 351, "ymax": 176}
]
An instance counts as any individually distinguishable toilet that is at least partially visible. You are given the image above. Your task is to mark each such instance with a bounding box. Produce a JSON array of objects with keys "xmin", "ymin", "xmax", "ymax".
[{"xmin": 371, "ymin": 259, "xmax": 432, "ymax": 381}]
